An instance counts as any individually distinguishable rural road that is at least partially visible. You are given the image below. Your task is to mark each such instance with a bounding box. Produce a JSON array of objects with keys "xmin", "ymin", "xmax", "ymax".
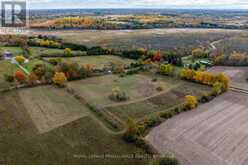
[
  {"xmin": 210, "ymin": 39, "xmax": 223, "ymax": 50},
  {"xmin": 146, "ymin": 67, "xmax": 248, "ymax": 165}
]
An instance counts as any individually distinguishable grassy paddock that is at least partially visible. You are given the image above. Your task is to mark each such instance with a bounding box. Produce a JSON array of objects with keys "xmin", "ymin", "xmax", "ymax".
[
  {"xmin": 68, "ymin": 74, "xmax": 174, "ymax": 107},
  {"xmin": 30, "ymin": 47, "xmax": 85, "ymax": 57},
  {"xmin": 45, "ymin": 55, "xmax": 136, "ymax": 69},
  {"xmin": 0, "ymin": 61, "xmax": 18, "ymax": 89},
  {"xmin": 106, "ymin": 81, "xmax": 211, "ymax": 121},
  {"xmin": 0, "ymin": 46, "xmax": 23, "ymax": 55}
]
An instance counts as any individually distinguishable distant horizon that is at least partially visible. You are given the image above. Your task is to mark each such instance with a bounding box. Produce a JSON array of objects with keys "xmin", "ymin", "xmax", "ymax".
[
  {"xmin": 29, "ymin": 8, "xmax": 248, "ymax": 11},
  {"xmin": 27, "ymin": 0, "xmax": 248, "ymax": 10}
]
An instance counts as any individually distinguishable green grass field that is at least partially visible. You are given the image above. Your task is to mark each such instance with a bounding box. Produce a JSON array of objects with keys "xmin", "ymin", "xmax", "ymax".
[
  {"xmin": 0, "ymin": 46, "xmax": 85, "ymax": 57},
  {"xmin": 68, "ymin": 74, "xmax": 174, "ymax": 107},
  {"xmin": 0, "ymin": 61, "xmax": 18, "ymax": 89},
  {"xmin": 0, "ymin": 46, "xmax": 23, "ymax": 56},
  {"xmin": 30, "ymin": 47, "xmax": 85, "ymax": 57},
  {"xmin": 45, "ymin": 55, "xmax": 135, "ymax": 69},
  {"xmin": 0, "ymin": 87, "xmax": 147, "ymax": 165}
]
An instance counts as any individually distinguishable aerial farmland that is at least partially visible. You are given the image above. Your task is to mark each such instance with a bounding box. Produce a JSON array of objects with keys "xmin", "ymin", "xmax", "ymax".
[{"xmin": 0, "ymin": 4, "xmax": 248, "ymax": 165}]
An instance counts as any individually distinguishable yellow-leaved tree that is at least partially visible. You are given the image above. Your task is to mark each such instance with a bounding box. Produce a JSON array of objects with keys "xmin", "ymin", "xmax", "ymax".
[
  {"xmin": 160, "ymin": 64, "xmax": 174, "ymax": 76},
  {"xmin": 15, "ymin": 55, "xmax": 25, "ymax": 64},
  {"xmin": 185, "ymin": 95, "xmax": 198, "ymax": 110},
  {"xmin": 64, "ymin": 48, "xmax": 72, "ymax": 56},
  {"xmin": 52, "ymin": 72, "xmax": 67, "ymax": 86}
]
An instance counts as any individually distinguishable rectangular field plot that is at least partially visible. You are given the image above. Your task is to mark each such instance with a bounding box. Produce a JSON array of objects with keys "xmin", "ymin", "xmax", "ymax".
[
  {"xmin": 0, "ymin": 116, "xmax": 146, "ymax": 165},
  {"xmin": 18, "ymin": 86, "xmax": 89, "ymax": 133},
  {"xmin": 46, "ymin": 55, "xmax": 135, "ymax": 69},
  {"xmin": 146, "ymin": 91, "xmax": 248, "ymax": 165},
  {"xmin": 67, "ymin": 74, "xmax": 177, "ymax": 107},
  {"xmin": 0, "ymin": 91, "xmax": 37, "ymax": 136},
  {"xmin": 106, "ymin": 82, "xmax": 210, "ymax": 120}
]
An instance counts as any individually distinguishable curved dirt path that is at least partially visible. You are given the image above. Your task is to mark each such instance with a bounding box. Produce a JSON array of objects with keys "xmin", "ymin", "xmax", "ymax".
[{"xmin": 210, "ymin": 39, "xmax": 223, "ymax": 50}]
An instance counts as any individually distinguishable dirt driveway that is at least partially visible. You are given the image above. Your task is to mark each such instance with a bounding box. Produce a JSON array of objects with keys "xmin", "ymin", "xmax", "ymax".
[{"xmin": 146, "ymin": 66, "xmax": 248, "ymax": 165}]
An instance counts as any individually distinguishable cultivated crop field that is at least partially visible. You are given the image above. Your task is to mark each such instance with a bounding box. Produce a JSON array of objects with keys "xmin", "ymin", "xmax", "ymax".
[
  {"xmin": 31, "ymin": 29, "xmax": 246, "ymax": 51},
  {"xmin": 215, "ymin": 35, "xmax": 248, "ymax": 55},
  {"xmin": 146, "ymin": 91, "xmax": 248, "ymax": 165}
]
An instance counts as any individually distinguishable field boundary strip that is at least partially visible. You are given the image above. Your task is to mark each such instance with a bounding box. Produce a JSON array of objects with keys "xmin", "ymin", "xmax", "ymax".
[{"xmin": 63, "ymin": 87, "xmax": 126, "ymax": 135}]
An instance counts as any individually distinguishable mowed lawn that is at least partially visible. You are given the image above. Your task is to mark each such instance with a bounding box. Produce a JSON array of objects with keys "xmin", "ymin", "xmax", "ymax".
[
  {"xmin": 0, "ymin": 60, "xmax": 18, "ymax": 89},
  {"xmin": 0, "ymin": 87, "xmax": 147, "ymax": 165},
  {"xmin": 0, "ymin": 46, "xmax": 23, "ymax": 55},
  {"xmin": 30, "ymin": 47, "xmax": 84, "ymax": 57},
  {"xmin": 106, "ymin": 80, "xmax": 211, "ymax": 120},
  {"xmin": 46, "ymin": 55, "xmax": 136, "ymax": 69},
  {"xmin": 68, "ymin": 74, "xmax": 176, "ymax": 107}
]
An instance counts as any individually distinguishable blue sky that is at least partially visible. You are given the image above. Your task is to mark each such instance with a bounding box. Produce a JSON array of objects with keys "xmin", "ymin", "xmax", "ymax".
[{"xmin": 28, "ymin": 0, "xmax": 248, "ymax": 9}]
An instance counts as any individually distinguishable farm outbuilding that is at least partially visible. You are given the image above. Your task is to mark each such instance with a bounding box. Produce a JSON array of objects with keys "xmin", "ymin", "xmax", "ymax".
[{"xmin": 2, "ymin": 51, "xmax": 13, "ymax": 60}]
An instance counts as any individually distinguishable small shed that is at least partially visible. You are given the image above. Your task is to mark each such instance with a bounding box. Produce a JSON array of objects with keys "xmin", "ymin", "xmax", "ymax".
[
  {"xmin": 200, "ymin": 60, "xmax": 213, "ymax": 67},
  {"xmin": 3, "ymin": 51, "xmax": 13, "ymax": 60}
]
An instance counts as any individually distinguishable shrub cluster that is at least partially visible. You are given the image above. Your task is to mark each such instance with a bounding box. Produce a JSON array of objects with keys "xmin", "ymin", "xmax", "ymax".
[
  {"xmin": 28, "ymin": 37, "xmax": 111, "ymax": 56},
  {"xmin": 159, "ymin": 64, "xmax": 174, "ymax": 76},
  {"xmin": 28, "ymin": 38, "xmax": 61, "ymax": 48},
  {"xmin": 109, "ymin": 87, "xmax": 129, "ymax": 102},
  {"xmin": 149, "ymin": 154, "xmax": 180, "ymax": 165},
  {"xmin": 180, "ymin": 68, "xmax": 229, "ymax": 92},
  {"xmin": 47, "ymin": 58, "xmax": 62, "ymax": 65},
  {"xmin": 123, "ymin": 116, "xmax": 161, "ymax": 153},
  {"xmin": 192, "ymin": 47, "xmax": 209, "ymax": 59},
  {"xmin": 213, "ymin": 51, "xmax": 248, "ymax": 66},
  {"xmin": 184, "ymin": 95, "xmax": 198, "ymax": 110},
  {"xmin": 123, "ymin": 115, "xmax": 162, "ymax": 142},
  {"xmin": 52, "ymin": 72, "xmax": 67, "ymax": 87},
  {"xmin": 15, "ymin": 55, "xmax": 26, "ymax": 64},
  {"xmin": 55, "ymin": 62, "xmax": 93, "ymax": 81},
  {"xmin": 14, "ymin": 70, "xmax": 26, "ymax": 84},
  {"xmin": 4, "ymin": 74, "xmax": 14, "ymax": 82}
]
